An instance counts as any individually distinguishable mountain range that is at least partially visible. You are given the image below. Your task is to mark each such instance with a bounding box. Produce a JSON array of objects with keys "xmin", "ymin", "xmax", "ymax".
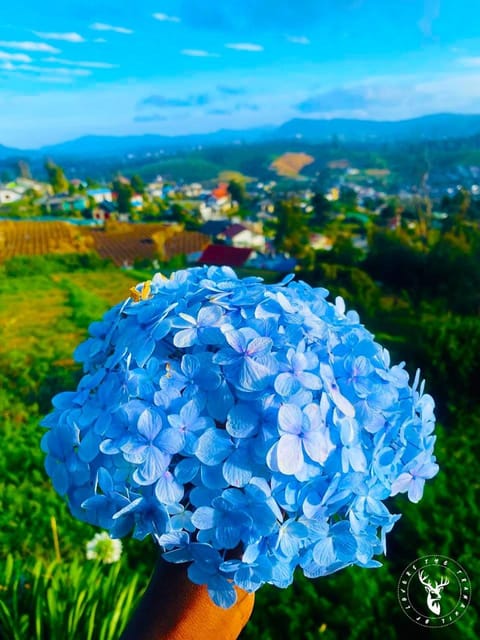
[{"xmin": 3, "ymin": 113, "xmax": 480, "ymax": 161}]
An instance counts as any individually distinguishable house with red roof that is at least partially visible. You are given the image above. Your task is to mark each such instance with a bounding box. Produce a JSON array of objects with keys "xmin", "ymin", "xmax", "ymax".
[
  {"xmin": 199, "ymin": 183, "xmax": 233, "ymax": 221},
  {"xmin": 220, "ymin": 223, "xmax": 266, "ymax": 251}
]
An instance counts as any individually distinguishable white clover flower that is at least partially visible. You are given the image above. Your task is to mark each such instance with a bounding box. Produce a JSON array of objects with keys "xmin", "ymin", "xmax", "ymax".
[{"xmin": 86, "ymin": 532, "xmax": 122, "ymax": 564}]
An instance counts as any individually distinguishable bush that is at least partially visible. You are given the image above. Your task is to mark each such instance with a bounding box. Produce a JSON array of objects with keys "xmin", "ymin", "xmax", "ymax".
[{"xmin": 3, "ymin": 253, "xmax": 113, "ymax": 278}]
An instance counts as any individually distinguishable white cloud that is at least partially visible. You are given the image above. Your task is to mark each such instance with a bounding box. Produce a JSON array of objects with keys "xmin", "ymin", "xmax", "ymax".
[
  {"xmin": 0, "ymin": 69, "xmax": 73, "ymax": 84},
  {"xmin": 1, "ymin": 62, "xmax": 91, "ymax": 77},
  {"xmin": 181, "ymin": 49, "xmax": 220, "ymax": 58},
  {"xmin": 458, "ymin": 56, "xmax": 480, "ymax": 68},
  {"xmin": 287, "ymin": 35, "xmax": 310, "ymax": 45},
  {"xmin": 43, "ymin": 56, "xmax": 118, "ymax": 69},
  {"xmin": 153, "ymin": 13, "xmax": 181, "ymax": 23},
  {"xmin": 94, "ymin": 38, "xmax": 107, "ymax": 43},
  {"xmin": 0, "ymin": 50, "xmax": 32, "ymax": 62},
  {"xmin": 225, "ymin": 43, "xmax": 264, "ymax": 52},
  {"xmin": 35, "ymin": 76, "xmax": 76, "ymax": 84},
  {"xmin": 0, "ymin": 40, "xmax": 60, "ymax": 53},
  {"xmin": 34, "ymin": 32, "xmax": 85, "ymax": 43},
  {"xmin": 90, "ymin": 23, "xmax": 133, "ymax": 34}
]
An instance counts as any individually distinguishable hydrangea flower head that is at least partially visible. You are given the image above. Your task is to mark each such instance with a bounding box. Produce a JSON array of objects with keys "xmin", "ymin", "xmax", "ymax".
[{"xmin": 42, "ymin": 266, "xmax": 438, "ymax": 607}]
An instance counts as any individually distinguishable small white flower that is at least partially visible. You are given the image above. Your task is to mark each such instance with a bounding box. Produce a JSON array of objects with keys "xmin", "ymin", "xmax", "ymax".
[{"xmin": 86, "ymin": 532, "xmax": 122, "ymax": 564}]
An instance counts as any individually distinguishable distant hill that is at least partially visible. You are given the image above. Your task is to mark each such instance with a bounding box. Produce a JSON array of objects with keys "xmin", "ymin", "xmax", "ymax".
[
  {"xmin": 3, "ymin": 113, "xmax": 480, "ymax": 163},
  {"xmin": 40, "ymin": 126, "xmax": 274, "ymax": 159},
  {"xmin": 275, "ymin": 113, "xmax": 480, "ymax": 142},
  {"xmin": 0, "ymin": 144, "xmax": 30, "ymax": 161}
]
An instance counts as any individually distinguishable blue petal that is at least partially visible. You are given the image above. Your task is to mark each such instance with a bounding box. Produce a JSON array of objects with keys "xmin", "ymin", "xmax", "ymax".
[
  {"xmin": 208, "ymin": 584, "xmax": 237, "ymax": 609},
  {"xmin": 277, "ymin": 434, "xmax": 303, "ymax": 475},
  {"xmin": 174, "ymin": 457, "xmax": 200, "ymax": 483},
  {"xmin": 134, "ymin": 446, "xmax": 170, "ymax": 484},
  {"xmin": 274, "ymin": 373, "xmax": 299, "ymax": 397},
  {"xmin": 408, "ymin": 477, "xmax": 425, "ymax": 503},
  {"xmin": 278, "ymin": 404, "xmax": 302, "ymax": 435},
  {"xmin": 78, "ymin": 430, "xmax": 101, "ymax": 463},
  {"xmin": 174, "ymin": 328, "xmax": 197, "ymax": 348},
  {"xmin": 222, "ymin": 449, "xmax": 252, "ymax": 487},
  {"xmin": 195, "ymin": 429, "xmax": 234, "ymax": 466},
  {"xmin": 313, "ymin": 537, "xmax": 336, "ymax": 566},
  {"xmin": 226, "ymin": 404, "xmax": 258, "ymax": 438},
  {"xmin": 155, "ymin": 472, "xmax": 184, "ymax": 504},
  {"xmin": 137, "ymin": 410, "xmax": 162, "ymax": 441},
  {"xmin": 191, "ymin": 506, "xmax": 216, "ymax": 530}
]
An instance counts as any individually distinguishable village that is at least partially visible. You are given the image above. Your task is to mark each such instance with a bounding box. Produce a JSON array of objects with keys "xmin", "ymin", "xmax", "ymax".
[{"xmin": 3, "ymin": 155, "xmax": 473, "ymax": 274}]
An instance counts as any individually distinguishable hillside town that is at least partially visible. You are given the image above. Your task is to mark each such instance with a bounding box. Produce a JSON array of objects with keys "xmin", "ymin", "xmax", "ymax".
[{"xmin": 2, "ymin": 155, "xmax": 479, "ymax": 274}]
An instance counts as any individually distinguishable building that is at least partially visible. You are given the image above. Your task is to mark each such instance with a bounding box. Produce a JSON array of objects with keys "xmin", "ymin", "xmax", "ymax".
[
  {"xmin": 11, "ymin": 178, "xmax": 52, "ymax": 195},
  {"xmin": 130, "ymin": 194, "xmax": 144, "ymax": 210},
  {"xmin": 146, "ymin": 178, "xmax": 164, "ymax": 199},
  {"xmin": 43, "ymin": 195, "xmax": 88, "ymax": 214},
  {"xmin": 181, "ymin": 183, "xmax": 203, "ymax": 198},
  {"xmin": 220, "ymin": 223, "xmax": 266, "ymax": 251},
  {"xmin": 199, "ymin": 184, "xmax": 233, "ymax": 221},
  {"xmin": 198, "ymin": 244, "xmax": 252, "ymax": 268},
  {"xmin": 87, "ymin": 188, "xmax": 113, "ymax": 204},
  {"xmin": 0, "ymin": 187, "xmax": 23, "ymax": 205},
  {"xmin": 163, "ymin": 230, "xmax": 210, "ymax": 262}
]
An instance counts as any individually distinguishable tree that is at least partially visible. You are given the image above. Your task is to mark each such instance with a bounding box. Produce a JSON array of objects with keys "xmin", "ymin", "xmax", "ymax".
[
  {"xmin": 329, "ymin": 235, "xmax": 363, "ymax": 267},
  {"xmin": 18, "ymin": 160, "xmax": 32, "ymax": 179},
  {"xmin": 86, "ymin": 177, "xmax": 101, "ymax": 189},
  {"xmin": 364, "ymin": 229, "xmax": 427, "ymax": 303},
  {"xmin": 227, "ymin": 179, "xmax": 246, "ymax": 206},
  {"xmin": 45, "ymin": 160, "xmax": 69, "ymax": 194},
  {"xmin": 310, "ymin": 192, "xmax": 330, "ymax": 227},
  {"xmin": 339, "ymin": 186, "xmax": 358, "ymax": 209},
  {"xmin": 268, "ymin": 198, "xmax": 312, "ymax": 265},
  {"xmin": 441, "ymin": 188, "xmax": 474, "ymax": 231},
  {"xmin": 169, "ymin": 202, "xmax": 199, "ymax": 230},
  {"xmin": 131, "ymin": 174, "xmax": 145, "ymax": 194},
  {"xmin": 378, "ymin": 197, "xmax": 403, "ymax": 228},
  {"xmin": 112, "ymin": 179, "xmax": 134, "ymax": 213}
]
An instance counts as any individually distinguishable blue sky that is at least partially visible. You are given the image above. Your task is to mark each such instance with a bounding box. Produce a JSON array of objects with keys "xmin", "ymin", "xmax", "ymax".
[{"xmin": 1, "ymin": 0, "xmax": 480, "ymax": 148}]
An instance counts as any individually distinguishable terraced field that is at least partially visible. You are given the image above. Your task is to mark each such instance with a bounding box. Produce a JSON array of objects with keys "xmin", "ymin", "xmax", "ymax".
[
  {"xmin": 0, "ymin": 220, "xmax": 179, "ymax": 266},
  {"xmin": 0, "ymin": 220, "xmax": 94, "ymax": 262}
]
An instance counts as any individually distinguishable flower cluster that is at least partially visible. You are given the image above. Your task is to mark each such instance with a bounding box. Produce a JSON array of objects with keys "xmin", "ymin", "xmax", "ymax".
[
  {"xmin": 86, "ymin": 531, "xmax": 123, "ymax": 564},
  {"xmin": 42, "ymin": 266, "xmax": 438, "ymax": 607}
]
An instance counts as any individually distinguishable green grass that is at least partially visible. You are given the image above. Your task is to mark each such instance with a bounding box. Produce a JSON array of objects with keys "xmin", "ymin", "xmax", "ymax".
[{"xmin": 0, "ymin": 555, "xmax": 143, "ymax": 640}]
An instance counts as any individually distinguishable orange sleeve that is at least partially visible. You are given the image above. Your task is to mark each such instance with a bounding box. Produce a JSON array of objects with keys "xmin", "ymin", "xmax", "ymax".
[{"xmin": 120, "ymin": 558, "xmax": 255, "ymax": 640}]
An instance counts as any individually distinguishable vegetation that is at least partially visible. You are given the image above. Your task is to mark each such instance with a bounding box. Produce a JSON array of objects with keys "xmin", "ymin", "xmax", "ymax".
[
  {"xmin": 0, "ymin": 555, "xmax": 142, "ymax": 640},
  {"xmin": 45, "ymin": 161, "xmax": 69, "ymax": 195}
]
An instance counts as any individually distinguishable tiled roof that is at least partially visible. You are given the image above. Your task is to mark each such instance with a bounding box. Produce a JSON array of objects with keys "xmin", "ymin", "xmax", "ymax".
[
  {"xmin": 211, "ymin": 184, "xmax": 229, "ymax": 199},
  {"xmin": 198, "ymin": 244, "xmax": 252, "ymax": 267},
  {"xmin": 223, "ymin": 223, "xmax": 247, "ymax": 239},
  {"xmin": 163, "ymin": 231, "xmax": 210, "ymax": 261}
]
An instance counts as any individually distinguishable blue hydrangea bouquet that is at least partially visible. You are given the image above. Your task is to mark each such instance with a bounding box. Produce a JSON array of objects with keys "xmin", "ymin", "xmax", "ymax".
[{"xmin": 42, "ymin": 266, "xmax": 438, "ymax": 607}]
